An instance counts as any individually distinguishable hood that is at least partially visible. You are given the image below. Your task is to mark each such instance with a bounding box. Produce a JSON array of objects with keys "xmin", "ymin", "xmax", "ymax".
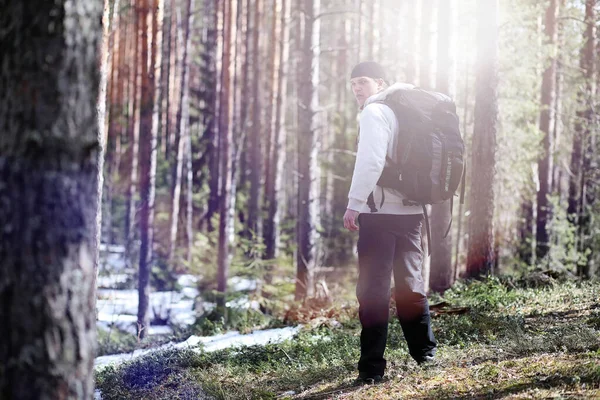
[{"xmin": 363, "ymin": 82, "xmax": 415, "ymax": 108}]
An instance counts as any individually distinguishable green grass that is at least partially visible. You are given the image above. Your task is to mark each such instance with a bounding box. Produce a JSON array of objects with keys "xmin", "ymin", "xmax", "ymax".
[{"xmin": 95, "ymin": 278, "xmax": 600, "ymax": 399}]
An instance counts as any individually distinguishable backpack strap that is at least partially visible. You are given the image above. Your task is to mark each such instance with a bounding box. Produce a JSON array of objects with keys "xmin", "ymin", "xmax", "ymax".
[
  {"xmin": 444, "ymin": 197, "xmax": 453, "ymax": 239},
  {"xmin": 367, "ymin": 192, "xmax": 378, "ymax": 213},
  {"xmin": 444, "ymin": 161, "xmax": 466, "ymax": 239},
  {"xmin": 460, "ymin": 161, "xmax": 466, "ymax": 205},
  {"xmin": 422, "ymin": 204, "xmax": 432, "ymax": 256}
]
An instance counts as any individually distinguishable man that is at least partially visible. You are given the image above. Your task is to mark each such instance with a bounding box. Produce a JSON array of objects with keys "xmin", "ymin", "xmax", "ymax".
[{"xmin": 343, "ymin": 61, "xmax": 437, "ymax": 384}]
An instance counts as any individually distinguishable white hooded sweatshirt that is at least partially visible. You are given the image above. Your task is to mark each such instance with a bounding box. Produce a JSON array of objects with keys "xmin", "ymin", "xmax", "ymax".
[{"xmin": 347, "ymin": 83, "xmax": 423, "ymax": 215}]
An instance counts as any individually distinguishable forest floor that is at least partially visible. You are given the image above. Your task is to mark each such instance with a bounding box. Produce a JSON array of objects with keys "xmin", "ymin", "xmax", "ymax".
[{"xmin": 95, "ymin": 275, "xmax": 600, "ymax": 399}]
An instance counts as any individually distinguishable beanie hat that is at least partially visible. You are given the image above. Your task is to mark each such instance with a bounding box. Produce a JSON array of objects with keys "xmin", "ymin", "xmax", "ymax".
[{"xmin": 350, "ymin": 61, "xmax": 387, "ymax": 83}]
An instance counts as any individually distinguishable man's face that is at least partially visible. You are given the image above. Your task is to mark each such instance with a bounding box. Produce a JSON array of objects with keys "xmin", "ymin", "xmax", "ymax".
[{"xmin": 350, "ymin": 76, "xmax": 383, "ymax": 107}]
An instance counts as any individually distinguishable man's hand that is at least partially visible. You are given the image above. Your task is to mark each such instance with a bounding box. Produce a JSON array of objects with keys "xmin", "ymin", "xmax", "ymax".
[{"xmin": 343, "ymin": 209, "xmax": 360, "ymax": 231}]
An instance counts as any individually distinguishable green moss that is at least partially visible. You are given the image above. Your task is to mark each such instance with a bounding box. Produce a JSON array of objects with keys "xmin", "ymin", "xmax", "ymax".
[{"xmin": 95, "ymin": 279, "xmax": 600, "ymax": 400}]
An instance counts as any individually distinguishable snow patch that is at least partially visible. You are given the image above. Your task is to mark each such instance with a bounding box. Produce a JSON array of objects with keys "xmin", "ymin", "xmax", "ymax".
[
  {"xmin": 230, "ymin": 276, "xmax": 258, "ymax": 292},
  {"xmin": 94, "ymin": 326, "xmax": 301, "ymax": 370}
]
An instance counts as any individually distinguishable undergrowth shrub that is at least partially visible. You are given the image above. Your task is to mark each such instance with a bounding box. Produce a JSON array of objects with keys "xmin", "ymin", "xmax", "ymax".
[{"xmin": 442, "ymin": 276, "xmax": 524, "ymax": 311}]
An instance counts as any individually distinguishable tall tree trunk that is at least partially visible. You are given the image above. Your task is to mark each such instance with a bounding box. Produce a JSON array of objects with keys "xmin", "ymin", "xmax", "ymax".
[
  {"xmin": 217, "ymin": 0, "xmax": 236, "ymax": 307},
  {"xmin": 430, "ymin": 0, "xmax": 455, "ymax": 293},
  {"xmin": 168, "ymin": 0, "xmax": 194, "ymax": 267},
  {"xmin": 137, "ymin": 0, "xmax": 160, "ymax": 339},
  {"xmin": 126, "ymin": 0, "xmax": 141, "ymax": 268},
  {"xmin": 227, "ymin": 0, "xmax": 244, "ymax": 261},
  {"xmin": 264, "ymin": 0, "xmax": 290, "ymax": 261},
  {"xmin": 405, "ymin": 0, "xmax": 418, "ymax": 83},
  {"xmin": 103, "ymin": 0, "xmax": 121, "ymax": 248},
  {"xmin": 535, "ymin": 0, "xmax": 559, "ymax": 261},
  {"xmin": 356, "ymin": 0, "xmax": 363, "ymax": 62},
  {"xmin": 552, "ymin": 0, "xmax": 566, "ymax": 197},
  {"xmin": 264, "ymin": 0, "xmax": 290, "ymax": 264},
  {"xmin": 518, "ymin": 196, "xmax": 534, "ymax": 265},
  {"xmin": 0, "ymin": 1, "xmax": 102, "ymax": 397},
  {"xmin": 159, "ymin": 2, "xmax": 172, "ymax": 157},
  {"xmin": 185, "ymin": 114, "xmax": 194, "ymax": 265},
  {"xmin": 466, "ymin": 0, "xmax": 498, "ymax": 278},
  {"xmin": 205, "ymin": 0, "xmax": 220, "ymax": 231},
  {"xmin": 418, "ymin": 0, "xmax": 434, "ymax": 292},
  {"xmin": 262, "ymin": 0, "xmax": 281, "ymax": 256},
  {"xmin": 572, "ymin": 0, "xmax": 596, "ymax": 278},
  {"xmin": 296, "ymin": 0, "xmax": 321, "ymax": 301},
  {"xmin": 247, "ymin": 0, "xmax": 263, "ymax": 238},
  {"xmin": 454, "ymin": 27, "xmax": 471, "ymax": 279},
  {"xmin": 366, "ymin": 0, "xmax": 375, "ymax": 60},
  {"xmin": 232, "ymin": 0, "xmax": 252, "ymax": 229},
  {"xmin": 165, "ymin": 0, "xmax": 178, "ymax": 158},
  {"xmin": 419, "ymin": 0, "xmax": 433, "ymax": 89}
]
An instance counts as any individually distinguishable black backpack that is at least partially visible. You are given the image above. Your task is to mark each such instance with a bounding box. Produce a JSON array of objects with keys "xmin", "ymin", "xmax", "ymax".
[{"xmin": 370, "ymin": 88, "xmax": 466, "ymax": 250}]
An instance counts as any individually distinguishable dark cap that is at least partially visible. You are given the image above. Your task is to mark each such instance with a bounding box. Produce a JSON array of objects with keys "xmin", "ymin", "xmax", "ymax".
[{"xmin": 350, "ymin": 61, "xmax": 387, "ymax": 83}]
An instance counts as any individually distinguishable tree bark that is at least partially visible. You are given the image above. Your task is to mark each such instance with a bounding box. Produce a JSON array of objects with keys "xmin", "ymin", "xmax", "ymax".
[
  {"xmin": 551, "ymin": 0, "xmax": 566, "ymax": 197},
  {"xmin": 572, "ymin": 0, "xmax": 596, "ymax": 278},
  {"xmin": 247, "ymin": 0, "xmax": 263, "ymax": 238},
  {"xmin": 296, "ymin": 0, "xmax": 321, "ymax": 300},
  {"xmin": 168, "ymin": 0, "xmax": 194, "ymax": 267},
  {"xmin": 430, "ymin": 0, "xmax": 455, "ymax": 293},
  {"xmin": 264, "ymin": 0, "xmax": 290, "ymax": 262},
  {"xmin": 535, "ymin": 0, "xmax": 559, "ymax": 261},
  {"xmin": 404, "ymin": 0, "xmax": 418, "ymax": 83},
  {"xmin": 137, "ymin": 0, "xmax": 161, "ymax": 339},
  {"xmin": 217, "ymin": 0, "xmax": 236, "ymax": 307},
  {"xmin": 125, "ymin": 0, "xmax": 141, "ymax": 268},
  {"xmin": 0, "ymin": 1, "xmax": 102, "ymax": 397},
  {"xmin": 419, "ymin": 0, "xmax": 433, "ymax": 90},
  {"xmin": 103, "ymin": 0, "xmax": 121, "ymax": 249},
  {"xmin": 466, "ymin": 0, "xmax": 498, "ymax": 278},
  {"xmin": 204, "ymin": 0, "xmax": 220, "ymax": 231},
  {"xmin": 263, "ymin": 1, "xmax": 279, "ymax": 255},
  {"xmin": 517, "ymin": 196, "xmax": 534, "ymax": 265}
]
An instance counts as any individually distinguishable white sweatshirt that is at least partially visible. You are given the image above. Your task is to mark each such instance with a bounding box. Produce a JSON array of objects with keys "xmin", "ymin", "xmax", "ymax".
[{"xmin": 347, "ymin": 83, "xmax": 423, "ymax": 215}]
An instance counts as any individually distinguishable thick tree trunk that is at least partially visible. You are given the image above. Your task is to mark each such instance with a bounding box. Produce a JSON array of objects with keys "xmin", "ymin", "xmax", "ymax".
[
  {"xmin": 552, "ymin": 0, "xmax": 566, "ymax": 197},
  {"xmin": 574, "ymin": 0, "xmax": 596, "ymax": 278},
  {"xmin": 217, "ymin": 0, "xmax": 236, "ymax": 307},
  {"xmin": 137, "ymin": 0, "xmax": 161, "ymax": 339},
  {"xmin": 204, "ymin": 0, "xmax": 220, "ymax": 231},
  {"xmin": 518, "ymin": 196, "xmax": 534, "ymax": 265},
  {"xmin": 356, "ymin": 0, "xmax": 363, "ymax": 61},
  {"xmin": 264, "ymin": 0, "xmax": 290, "ymax": 261},
  {"xmin": 247, "ymin": 0, "xmax": 263, "ymax": 238},
  {"xmin": 404, "ymin": 0, "xmax": 418, "ymax": 83},
  {"xmin": 263, "ymin": 3, "xmax": 279, "ymax": 245},
  {"xmin": 159, "ymin": 2, "xmax": 172, "ymax": 156},
  {"xmin": 466, "ymin": 0, "xmax": 498, "ymax": 278},
  {"xmin": 125, "ymin": 0, "xmax": 141, "ymax": 267},
  {"xmin": 454, "ymin": 25, "xmax": 471, "ymax": 279},
  {"xmin": 185, "ymin": 118, "xmax": 194, "ymax": 265},
  {"xmin": 296, "ymin": 0, "xmax": 321, "ymax": 301},
  {"xmin": 103, "ymin": 0, "xmax": 121, "ymax": 249},
  {"xmin": 0, "ymin": 1, "xmax": 102, "ymax": 397},
  {"xmin": 168, "ymin": 0, "xmax": 194, "ymax": 267},
  {"xmin": 165, "ymin": 0, "xmax": 178, "ymax": 158},
  {"xmin": 419, "ymin": 0, "xmax": 433, "ymax": 90},
  {"xmin": 430, "ymin": 0, "xmax": 455, "ymax": 293},
  {"xmin": 417, "ymin": 0, "xmax": 434, "ymax": 291},
  {"xmin": 535, "ymin": 0, "xmax": 559, "ymax": 261},
  {"xmin": 366, "ymin": 0, "xmax": 375, "ymax": 59},
  {"xmin": 227, "ymin": 0, "xmax": 245, "ymax": 262}
]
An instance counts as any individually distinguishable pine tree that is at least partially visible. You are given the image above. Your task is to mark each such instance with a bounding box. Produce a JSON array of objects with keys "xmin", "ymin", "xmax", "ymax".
[
  {"xmin": 466, "ymin": 0, "xmax": 499, "ymax": 278},
  {"xmin": 0, "ymin": 1, "xmax": 102, "ymax": 396}
]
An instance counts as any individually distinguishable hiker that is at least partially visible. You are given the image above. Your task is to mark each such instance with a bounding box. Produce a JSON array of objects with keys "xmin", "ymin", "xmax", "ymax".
[{"xmin": 343, "ymin": 61, "xmax": 437, "ymax": 384}]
